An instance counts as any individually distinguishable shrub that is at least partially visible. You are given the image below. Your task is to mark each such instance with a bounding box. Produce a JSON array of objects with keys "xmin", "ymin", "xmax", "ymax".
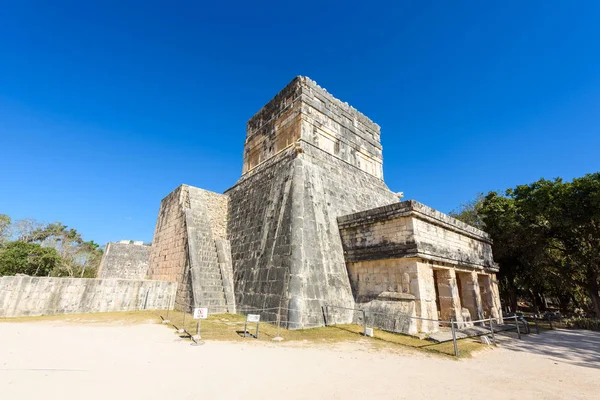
[{"xmin": 564, "ymin": 318, "xmax": 600, "ymax": 331}]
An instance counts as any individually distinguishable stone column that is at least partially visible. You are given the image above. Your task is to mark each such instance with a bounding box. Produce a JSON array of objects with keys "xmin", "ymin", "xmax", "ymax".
[
  {"xmin": 490, "ymin": 273, "xmax": 503, "ymax": 324},
  {"xmin": 457, "ymin": 271, "xmax": 484, "ymax": 322},
  {"xmin": 478, "ymin": 273, "xmax": 502, "ymax": 323},
  {"xmin": 434, "ymin": 268, "xmax": 463, "ymax": 323}
]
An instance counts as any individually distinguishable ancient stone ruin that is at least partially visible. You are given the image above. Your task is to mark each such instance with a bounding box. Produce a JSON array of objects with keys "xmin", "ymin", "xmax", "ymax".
[
  {"xmin": 97, "ymin": 240, "xmax": 151, "ymax": 280},
  {"xmin": 101, "ymin": 76, "xmax": 502, "ymax": 334}
]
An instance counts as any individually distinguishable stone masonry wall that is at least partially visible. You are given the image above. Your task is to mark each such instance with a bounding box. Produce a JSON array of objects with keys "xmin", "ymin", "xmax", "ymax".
[
  {"xmin": 226, "ymin": 148, "xmax": 296, "ymax": 324},
  {"xmin": 244, "ymin": 76, "xmax": 385, "ymax": 180},
  {"xmin": 147, "ymin": 186, "xmax": 190, "ymax": 310},
  {"xmin": 97, "ymin": 242, "xmax": 150, "ymax": 280},
  {"xmin": 0, "ymin": 276, "xmax": 177, "ymax": 318},
  {"xmin": 228, "ymin": 76, "xmax": 399, "ymax": 329},
  {"xmin": 299, "ymin": 77, "xmax": 384, "ymax": 179},
  {"xmin": 226, "ymin": 139, "xmax": 397, "ymax": 328}
]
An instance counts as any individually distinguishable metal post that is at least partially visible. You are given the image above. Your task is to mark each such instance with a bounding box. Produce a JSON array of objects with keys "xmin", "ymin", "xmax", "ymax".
[
  {"xmin": 179, "ymin": 308, "xmax": 187, "ymax": 334},
  {"xmin": 244, "ymin": 319, "xmax": 248, "ymax": 338},
  {"xmin": 255, "ymin": 320, "xmax": 260, "ymax": 339},
  {"xmin": 549, "ymin": 316, "xmax": 553, "ymax": 330},
  {"xmin": 514, "ymin": 315, "xmax": 521, "ymax": 339},
  {"xmin": 489, "ymin": 317, "xmax": 496, "ymax": 346},
  {"xmin": 163, "ymin": 295, "xmax": 171, "ymax": 324},
  {"xmin": 323, "ymin": 305, "xmax": 328, "ymax": 327},
  {"xmin": 362, "ymin": 309, "xmax": 367, "ymax": 336},
  {"xmin": 451, "ymin": 318, "xmax": 459, "ymax": 357},
  {"xmin": 143, "ymin": 288, "xmax": 150, "ymax": 310},
  {"xmin": 534, "ymin": 318, "xmax": 540, "ymax": 334},
  {"xmin": 273, "ymin": 305, "xmax": 283, "ymax": 341}
]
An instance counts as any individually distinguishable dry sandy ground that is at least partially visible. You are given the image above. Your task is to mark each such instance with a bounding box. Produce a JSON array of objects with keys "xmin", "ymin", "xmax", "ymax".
[{"xmin": 0, "ymin": 322, "xmax": 598, "ymax": 400}]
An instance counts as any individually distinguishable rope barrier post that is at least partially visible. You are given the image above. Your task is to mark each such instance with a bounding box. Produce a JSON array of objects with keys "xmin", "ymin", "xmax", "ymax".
[
  {"xmin": 549, "ymin": 315, "xmax": 553, "ymax": 330},
  {"xmin": 323, "ymin": 305, "xmax": 328, "ymax": 327},
  {"xmin": 192, "ymin": 319, "xmax": 201, "ymax": 341},
  {"xmin": 514, "ymin": 315, "xmax": 521, "ymax": 339},
  {"xmin": 362, "ymin": 309, "xmax": 367, "ymax": 336},
  {"xmin": 179, "ymin": 308, "xmax": 187, "ymax": 334},
  {"xmin": 489, "ymin": 317, "xmax": 496, "ymax": 346},
  {"xmin": 163, "ymin": 295, "xmax": 171, "ymax": 324},
  {"xmin": 451, "ymin": 318, "xmax": 459, "ymax": 357},
  {"xmin": 143, "ymin": 288, "xmax": 150, "ymax": 310},
  {"xmin": 534, "ymin": 318, "xmax": 540, "ymax": 334}
]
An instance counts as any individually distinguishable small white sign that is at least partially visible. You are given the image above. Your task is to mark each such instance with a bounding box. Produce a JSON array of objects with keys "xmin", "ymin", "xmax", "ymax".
[
  {"xmin": 193, "ymin": 307, "xmax": 208, "ymax": 320},
  {"xmin": 246, "ymin": 314, "xmax": 260, "ymax": 323}
]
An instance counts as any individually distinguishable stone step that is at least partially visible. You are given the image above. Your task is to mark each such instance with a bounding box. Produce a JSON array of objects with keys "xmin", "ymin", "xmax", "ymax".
[
  {"xmin": 199, "ymin": 297, "xmax": 227, "ymax": 307},
  {"xmin": 198, "ymin": 272, "xmax": 223, "ymax": 281},
  {"xmin": 199, "ymin": 279, "xmax": 223, "ymax": 292},
  {"xmin": 200, "ymin": 291, "xmax": 227, "ymax": 301}
]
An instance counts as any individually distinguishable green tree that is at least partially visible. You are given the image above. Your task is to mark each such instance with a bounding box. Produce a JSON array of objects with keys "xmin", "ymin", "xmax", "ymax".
[
  {"xmin": 448, "ymin": 194, "xmax": 485, "ymax": 229},
  {"xmin": 0, "ymin": 241, "xmax": 60, "ymax": 276},
  {"xmin": 473, "ymin": 174, "xmax": 600, "ymax": 317},
  {"xmin": 28, "ymin": 222, "xmax": 103, "ymax": 277}
]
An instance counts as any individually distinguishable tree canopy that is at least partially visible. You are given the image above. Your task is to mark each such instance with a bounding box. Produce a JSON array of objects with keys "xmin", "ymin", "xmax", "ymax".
[
  {"xmin": 451, "ymin": 173, "xmax": 600, "ymax": 317},
  {"xmin": 0, "ymin": 215, "xmax": 102, "ymax": 278}
]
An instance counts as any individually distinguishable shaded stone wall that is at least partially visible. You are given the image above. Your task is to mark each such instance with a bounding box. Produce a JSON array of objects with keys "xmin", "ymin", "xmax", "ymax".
[
  {"xmin": 227, "ymin": 140, "xmax": 397, "ymax": 328},
  {"xmin": 97, "ymin": 242, "xmax": 150, "ymax": 280},
  {"xmin": 147, "ymin": 186, "xmax": 190, "ymax": 309},
  {"xmin": 226, "ymin": 148, "xmax": 296, "ymax": 324},
  {"xmin": 0, "ymin": 276, "xmax": 176, "ymax": 318},
  {"xmin": 456, "ymin": 271, "xmax": 484, "ymax": 321}
]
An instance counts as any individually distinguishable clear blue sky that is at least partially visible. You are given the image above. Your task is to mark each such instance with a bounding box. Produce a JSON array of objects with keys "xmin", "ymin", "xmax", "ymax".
[{"xmin": 1, "ymin": 1, "xmax": 599, "ymax": 245}]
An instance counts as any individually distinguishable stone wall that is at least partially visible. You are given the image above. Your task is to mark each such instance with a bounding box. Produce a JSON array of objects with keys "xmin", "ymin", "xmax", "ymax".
[
  {"xmin": 147, "ymin": 186, "xmax": 190, "ymax": 309},
  {"xmin": 0, "ymin": 276, "xmax": 176, "ymax": 318},
  {"xmin": 227, "ymin": 142, "xmax": 397, "ymax": 328},
  {"xmin": 97, "ymin": 242, "xmax": 150, "ymax": 280}
]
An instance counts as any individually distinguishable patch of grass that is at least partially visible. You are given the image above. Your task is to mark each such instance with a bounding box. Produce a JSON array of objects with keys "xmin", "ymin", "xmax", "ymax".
[{"xmin": 1, "ymin": 310, "xmax": 487, "ymax": 358}]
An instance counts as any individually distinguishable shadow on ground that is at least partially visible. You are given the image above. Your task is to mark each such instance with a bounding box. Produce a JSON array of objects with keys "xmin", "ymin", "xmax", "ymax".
[{"xmin": 500, "ymin": 328, "xmax": 600, "ymax": 369}]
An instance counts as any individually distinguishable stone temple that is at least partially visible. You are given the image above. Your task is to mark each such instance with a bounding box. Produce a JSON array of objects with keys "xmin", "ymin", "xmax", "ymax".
[{"xmin": 103, "ymin": 76, "xmax": 502, "ymax": 334}]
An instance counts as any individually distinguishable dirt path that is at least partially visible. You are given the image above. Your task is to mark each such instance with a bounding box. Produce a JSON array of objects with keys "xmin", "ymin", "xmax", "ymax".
[{"xmin": 0, "ymin": 322, "xmax": 598, "ymax": 399}]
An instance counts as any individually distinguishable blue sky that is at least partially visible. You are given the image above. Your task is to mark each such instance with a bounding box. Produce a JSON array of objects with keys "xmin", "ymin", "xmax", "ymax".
[{"xmin": 1, "ymin": 1, "xmax": 599, "ymax": 245}]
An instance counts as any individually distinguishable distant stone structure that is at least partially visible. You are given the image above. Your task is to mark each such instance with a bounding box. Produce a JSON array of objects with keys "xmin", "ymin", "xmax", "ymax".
[
  {"xmin": 140, "ymin": 76, "xmax": 501, "ymax": 333},
  {"xmin": 97, "ymin": 241, "xmax": 151, "ymax": 280}
]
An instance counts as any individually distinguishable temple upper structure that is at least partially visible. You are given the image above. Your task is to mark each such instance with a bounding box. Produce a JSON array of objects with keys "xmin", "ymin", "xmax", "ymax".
[{"xmin": 107, "ymin": 76, "xmax": 504, "ymax": 334}]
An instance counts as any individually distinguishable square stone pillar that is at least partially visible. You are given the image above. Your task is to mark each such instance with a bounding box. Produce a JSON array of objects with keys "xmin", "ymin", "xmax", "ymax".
[
  {"xmin": 410, "ymin": 262, "xmax": 439, "ymax": 332},
  {"xmin": 457, "ymin": 271, "xmax": 484, "ymax": 322},
  {"xmin": 478, "ymin": 273, "xmax": 502, "ymax": 323},
  {"xmin": 434, "ymin": 268, "xmax": 463, "ymax": 323},
  {"xmin": 490, "ymin": 273, "xmax": 503, "ymax": 324}
]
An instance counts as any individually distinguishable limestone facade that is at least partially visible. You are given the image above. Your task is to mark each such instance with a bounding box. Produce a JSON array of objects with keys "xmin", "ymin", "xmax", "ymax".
[
  {"xmin": 139, "ymin": 76, "xmax": 502, "ymax": 334},
  {"xmin": 338, "ymin": 201, "xmax": 502, "ymax": 333}
]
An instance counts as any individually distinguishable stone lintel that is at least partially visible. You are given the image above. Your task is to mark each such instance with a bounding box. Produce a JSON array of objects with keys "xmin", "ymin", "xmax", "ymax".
[{"xmin": 338, "ymin": 199, "xmax": 492, "ymax": 243}]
